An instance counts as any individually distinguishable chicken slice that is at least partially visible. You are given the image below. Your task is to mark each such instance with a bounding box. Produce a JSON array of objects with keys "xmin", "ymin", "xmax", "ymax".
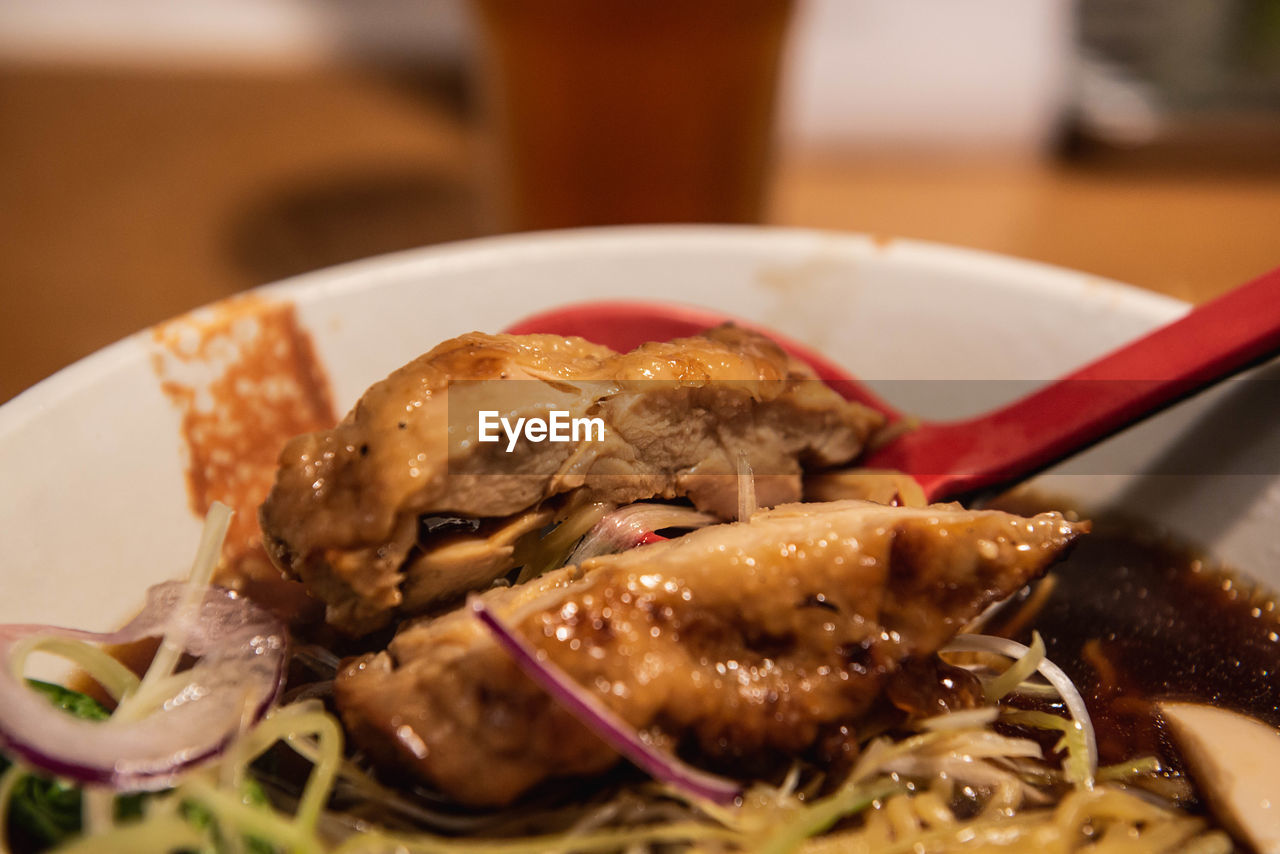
[
  {"xmin": 260, "ymin": 327, "xmax": 882, "ymax": 634},
  {"xmin": 335, "ymin": 499, "xmax": 1087, "ymax": 805}
]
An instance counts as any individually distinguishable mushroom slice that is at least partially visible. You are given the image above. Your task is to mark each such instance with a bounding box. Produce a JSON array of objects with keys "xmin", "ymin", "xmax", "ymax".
[{"xmin": 1160, "ymin": 701, "xmax": 1280, "ymax": 854}]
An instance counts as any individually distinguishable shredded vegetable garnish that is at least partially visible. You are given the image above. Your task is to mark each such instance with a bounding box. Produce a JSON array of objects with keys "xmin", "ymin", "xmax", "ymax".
[
  {"xmin": 1098, "ymin": 755, "xmax": 1163, "ymax": 782},
  {"xmin": 755, "ymin": 779, "xmax": 901, "ymax": 854},
  {"xmin": 80, "ymin": 787, "xmax": 113, "ymax": 837},
  {"xmin": 7, "ymin": 636, "xmax": 139, "ymax": 703},
  {"xmin": 0, "ymin": 503, "xmax": 287, "ymax": 793},
  {"xmin": 48, "ymin": 814, "xmax": 206, "ymax": 854},
  {"xmin": 565, "ymin": 503, "xmax": 716, "ymax": 566},
  {"xmin": 995, "ymin": 573, "xmax": 1059, "ymax": 639},
  {"xmin": 944, "ymin": 632, "xmax": 1099, "ymax": 785},
  {"xmin": 331, "ymin": 821, "xmax": 743, "ymax": 854},
  {"xmin": 878, "ymin": 731, "xmax": 1044, "ymax": 791},
  {"xmin": 0, "ymin": 761, "xmax": 23, "ymax": 852},
  {"xmin": 1001, "ymin": 709, "xmax": 1095, "ymax": 788},
  {"xmin": 792, "ymin": 784, "xmax": 1231, "ymax": 854},
  {"xmin": 0, "ymin": 507, "xmax": 1236, "ymax": 852},
  {"xmin": 737, "ymin": 451, "xmax": 757, "ymax": 522},
  {"xmin": 3, "ymin": 695, "xmax": 1214, "ymax": 854},
  {"xmin": 517, "ymin": 503, "xmax": 612, "ymax": 584},
  {"xmin": 230, "ymin": 700, "xmax": 344, "ymax": 832},
  {"xmin": 915, "ymin": 707, "xmax": 1000, "ymax": 732},
  {"xmin": 118, "ymin": 501, "xmax": 233, "ymax": 721},
  {"xmin": 984, "ymin": 630, "xmax": 1046, "ymax": 702}
]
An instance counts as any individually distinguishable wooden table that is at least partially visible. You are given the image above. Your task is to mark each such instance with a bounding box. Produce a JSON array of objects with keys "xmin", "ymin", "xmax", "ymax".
[{"xmin": 2, "ymin": 61, "xmax": 1278, "ymax": 403}]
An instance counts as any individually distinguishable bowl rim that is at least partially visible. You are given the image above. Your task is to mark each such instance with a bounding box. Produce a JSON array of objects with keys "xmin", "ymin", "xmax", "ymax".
[{"xmin": 0, "ymin": 224, "xmax": 1190, "ymax": 434}]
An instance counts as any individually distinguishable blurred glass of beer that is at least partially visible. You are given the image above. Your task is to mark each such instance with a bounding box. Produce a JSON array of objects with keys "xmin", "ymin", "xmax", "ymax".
[{"xmin": 472, "ymin": 0, "xmax": 795, "ymax": 232}]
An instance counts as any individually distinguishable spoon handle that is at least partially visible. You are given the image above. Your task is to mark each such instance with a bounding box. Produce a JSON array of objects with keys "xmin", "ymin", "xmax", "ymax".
[{"xmin": 867, "ymin": 266, "xmax": 1280, "ymax": 501}]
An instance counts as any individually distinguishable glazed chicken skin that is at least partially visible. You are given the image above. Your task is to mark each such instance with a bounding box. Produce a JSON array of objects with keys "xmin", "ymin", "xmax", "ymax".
[
  {"xmin": 260, "ymin": 327, "xmax": 882, "ymax": 634},
  {"xmin": 335, "ymin": 500, "xmax": 1086, "ymax": 806}
]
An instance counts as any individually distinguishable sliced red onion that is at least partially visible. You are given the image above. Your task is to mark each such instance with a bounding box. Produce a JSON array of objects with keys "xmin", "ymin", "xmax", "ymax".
[
  {"xmin": 470, "ymin": 597, "xmax": 741, "ymax": 805},
  {"xmin": 0, "ymin": 581, "xmax": 287, "ymax": 790},
  {"xmin": 566, "ymin": 503, "xmax": 716, "ymax": 566}
]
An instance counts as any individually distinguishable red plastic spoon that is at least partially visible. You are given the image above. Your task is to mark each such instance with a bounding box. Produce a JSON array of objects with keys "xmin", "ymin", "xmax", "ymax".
[{"xmin": 505, "ymin": 267, "xmax": 1280, "ymax": 502}]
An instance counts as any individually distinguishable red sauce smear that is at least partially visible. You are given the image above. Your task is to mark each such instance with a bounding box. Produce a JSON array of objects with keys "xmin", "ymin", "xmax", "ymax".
[{"xmin": 150, "ymin": 295, "xmax": 336, "ymax": 600}]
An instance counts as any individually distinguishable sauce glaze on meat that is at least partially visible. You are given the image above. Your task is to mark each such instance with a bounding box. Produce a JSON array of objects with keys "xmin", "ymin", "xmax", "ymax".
[
  {"xmin": 260, "ymin": 327, "xmax": 882, "ymax": 634},
  {"xmin": 336, "ymin": 499, "xmax": 1086, "ymax": 805}
]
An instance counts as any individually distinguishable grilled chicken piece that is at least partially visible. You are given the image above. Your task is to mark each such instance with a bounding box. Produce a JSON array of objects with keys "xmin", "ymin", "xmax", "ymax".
[
  {"xmin": 260, "ymin": 327, "xmax": 882, "ymax": 634},
  {"xmin": 335, "ymin": 499, "xmax": 1087, "ymax": 805}
]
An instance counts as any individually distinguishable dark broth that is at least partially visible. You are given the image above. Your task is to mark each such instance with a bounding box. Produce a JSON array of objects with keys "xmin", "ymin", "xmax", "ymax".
[{"xmin": 990, "ymin": 495, "xmax": 1280, "ymax": 772}]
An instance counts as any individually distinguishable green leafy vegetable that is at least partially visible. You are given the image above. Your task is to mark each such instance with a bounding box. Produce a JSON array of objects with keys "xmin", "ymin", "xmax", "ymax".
[
  {"xmin": 182, "ymin": 778, "xmax": 277, "ymax": 854},
  {"xmin": 23, "ymin": 680, "xmax": 111, "ymax": 722},
  {"xmin": 2, "ymin": 680, "xmax": 275, "ymax": 853},
  {"xmin": 0, "ymin": 681, "xmax": 130, "ymax": 850}
]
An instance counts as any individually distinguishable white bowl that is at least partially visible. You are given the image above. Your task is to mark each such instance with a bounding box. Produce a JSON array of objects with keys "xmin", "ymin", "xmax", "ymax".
[{"xmin": 2, "ymin": 225, "xmax": 1277, "ymax": 640}]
